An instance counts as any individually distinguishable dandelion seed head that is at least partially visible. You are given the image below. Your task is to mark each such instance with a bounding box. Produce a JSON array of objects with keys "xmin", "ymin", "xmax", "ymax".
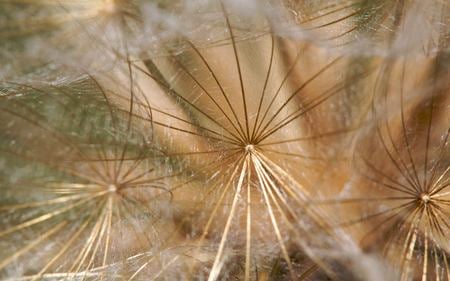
[{"xmin": 1, "ymin": 0, "xmax": 449, "ymax": 279}]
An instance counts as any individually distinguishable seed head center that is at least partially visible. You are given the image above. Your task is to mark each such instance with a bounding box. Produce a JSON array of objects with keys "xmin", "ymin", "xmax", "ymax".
[
  {"xmin": 420, "ymin": 193, "xmax": 431, "ymax": 204},
  {"xmin": 108, "ymin": 184, "xmax": 118, "ymax": 193},
  {"xmin": 245, "ymin": 144, "xmax": 255, "ymax": 154}
]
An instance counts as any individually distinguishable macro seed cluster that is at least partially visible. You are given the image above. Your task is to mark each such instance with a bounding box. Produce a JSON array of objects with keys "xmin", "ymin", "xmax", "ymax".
[{"xmin": 0, "ymin": 1, "xmax": 449, "ymax": 280}]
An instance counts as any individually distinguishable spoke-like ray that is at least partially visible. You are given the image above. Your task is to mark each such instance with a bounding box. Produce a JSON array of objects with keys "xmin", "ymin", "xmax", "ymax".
[
  {"xmin": 0, "ymin": 193, "xmax": 104, "ymax": 238},
  {"xmin": 164, "ymin": 47, "xmax": 244, "ymax": 143},
  {"xmin": 253, "ymin": 155, "xmax": 294, "ymax": 279},
  {"xmin": 184, "ymin": 38, "xmax": 247, "ymax": 141},
  {"xmin": 208, "ymin": 156, "xmax": 247, "ymax": 281},
  {"xmin": 220, "ymin": 1, "xmax": 250, "ymax": 141},
  {"xmin": 251, "ymin": 33, "xmax": 275, "ymax": 143},
  {"xmin": 0, "ymin": 221, "xmax": 67, "ymax": 271}
]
